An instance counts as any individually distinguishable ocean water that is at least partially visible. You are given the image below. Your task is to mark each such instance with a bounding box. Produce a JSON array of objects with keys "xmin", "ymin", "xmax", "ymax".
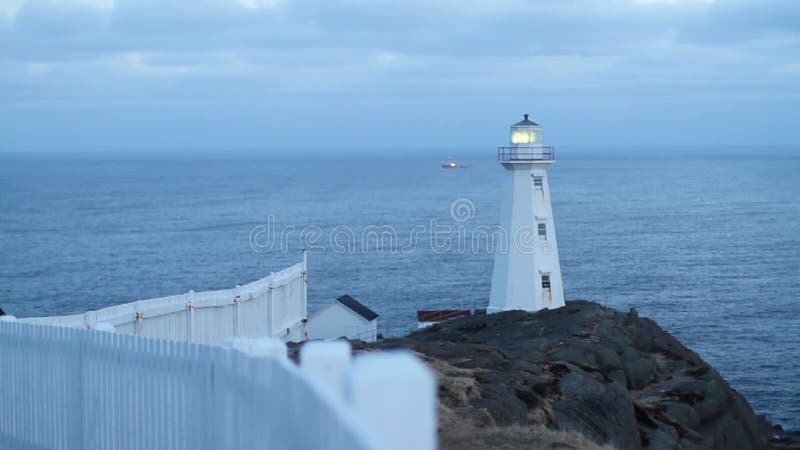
[{"xmin": 1, "ymin": 150, "xmax": 798, "ymax": 429}]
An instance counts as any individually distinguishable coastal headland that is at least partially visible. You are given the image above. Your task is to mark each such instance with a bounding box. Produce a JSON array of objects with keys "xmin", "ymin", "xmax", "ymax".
[{"xmin": 307, "ymin": 301, "xmax": 800, "ymax": 450}]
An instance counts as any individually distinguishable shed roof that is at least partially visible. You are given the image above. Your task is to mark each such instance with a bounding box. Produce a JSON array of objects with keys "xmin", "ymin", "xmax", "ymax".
[{"xmin": 336, "ymin": 295, "xmax": 379, "ymax": 321}]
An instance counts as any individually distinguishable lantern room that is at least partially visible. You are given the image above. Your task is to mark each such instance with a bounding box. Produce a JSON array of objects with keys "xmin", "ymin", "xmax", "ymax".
[{"xmin": 509, "ymin": 114, "xmax": 542, "ymax": 147}]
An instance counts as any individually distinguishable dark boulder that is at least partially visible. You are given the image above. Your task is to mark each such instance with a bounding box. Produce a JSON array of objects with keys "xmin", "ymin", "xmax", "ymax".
[
  {"xmin": 624, "ymin": 356, "xmax": 658, "ymax": 390},
  {"xmin": 372, "ymin": 300, "xmax": 799, "ymax": 450},
  {"xmin": 553, "ymin": 368, "xmax": 641, "ymax": 449}
]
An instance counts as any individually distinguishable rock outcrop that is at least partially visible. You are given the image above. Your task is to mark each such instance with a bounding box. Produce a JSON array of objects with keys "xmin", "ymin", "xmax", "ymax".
[{"xmin": 368, "ymin": 301, "xmax": 799, "ymax": 450}]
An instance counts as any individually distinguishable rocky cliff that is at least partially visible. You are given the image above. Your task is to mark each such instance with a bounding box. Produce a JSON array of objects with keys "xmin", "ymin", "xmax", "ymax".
[{"xmin": 368, "ymin": 301, "xmax": 799, "ymax": 450}]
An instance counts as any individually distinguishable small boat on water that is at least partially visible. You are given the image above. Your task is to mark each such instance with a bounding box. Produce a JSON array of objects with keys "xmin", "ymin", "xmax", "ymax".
[{"xmin": 441, "ymin": 157, "xmax": 468, "ymax": 169}]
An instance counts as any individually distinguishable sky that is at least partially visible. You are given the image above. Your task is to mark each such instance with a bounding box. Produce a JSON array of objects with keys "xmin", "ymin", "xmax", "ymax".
[{"xmin": 0, "ymin": 0, "xmax": 798, "ymax": 153}]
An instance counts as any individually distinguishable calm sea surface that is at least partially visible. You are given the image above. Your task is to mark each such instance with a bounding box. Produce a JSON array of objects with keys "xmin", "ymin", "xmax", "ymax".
[{"xmin": 1, "ymin": 150, "xmax": 798, "ymax": 429}]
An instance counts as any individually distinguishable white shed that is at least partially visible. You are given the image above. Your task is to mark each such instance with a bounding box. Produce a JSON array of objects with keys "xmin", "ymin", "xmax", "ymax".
[{"xmin": 308, "ymin": 295, "xmax": 379, "ymax": 343}]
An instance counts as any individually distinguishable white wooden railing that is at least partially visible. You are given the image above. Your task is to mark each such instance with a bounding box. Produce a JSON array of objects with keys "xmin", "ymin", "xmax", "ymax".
[
  {"xmin": 0, "ymin": 319, "xmax": 436, "ymax": 450},
  {"xmin": 19, "ymin": 258, "xmax": 308, "ymax": 344}
]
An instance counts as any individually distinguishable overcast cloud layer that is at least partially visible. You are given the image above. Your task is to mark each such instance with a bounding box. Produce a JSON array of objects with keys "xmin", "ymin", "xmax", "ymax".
[{"xmin": 1, "ymin": 0, "xmax": 798, "ymax": 152}]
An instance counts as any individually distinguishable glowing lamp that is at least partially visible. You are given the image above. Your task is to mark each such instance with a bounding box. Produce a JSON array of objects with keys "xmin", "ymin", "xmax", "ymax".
[{"xmin": 509, "ymin": 114, "xmax": 542, "ymax": 147}]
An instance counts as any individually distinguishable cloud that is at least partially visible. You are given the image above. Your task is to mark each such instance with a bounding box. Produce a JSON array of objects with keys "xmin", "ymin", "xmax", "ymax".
[
  {"xmin": 13, "ymin": 0, "xmax": 111, "ymax": 35},
  {"xmin": 0, "ymin": 0, "xmax": 798, "ymax": 151},
  {"xmin": 709, "ymin": 0, "xmax": 800, "ymax": 31}
]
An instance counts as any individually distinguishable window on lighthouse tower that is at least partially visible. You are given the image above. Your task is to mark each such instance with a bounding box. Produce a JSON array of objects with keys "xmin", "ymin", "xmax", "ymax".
[{"xmin": 538, "ymin": 223, "xmax": 547, "ymax": 240}]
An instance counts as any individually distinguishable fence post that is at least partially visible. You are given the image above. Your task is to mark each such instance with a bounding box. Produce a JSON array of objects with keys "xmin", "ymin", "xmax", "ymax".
[
  {"xmin": 187, "ymin": 290, "xmax": 195, "ymax": 342},
  {"xmin": 267, "ymin": 273, "xmax": 276, "ymax": 337},
  {"xmin": 300, "ymin": 341, "xmax": 351, "ymax": 402},
  {"xmin": 302, "ymin": 249, "xmax": 309, "ymax": 306},
  {"xmin": 134, "ymin": 301, "xmax": 144, "ymax": 336},
  {"xmin": 70, "ymin": 326, "xmax": 85, "ymax": 449},
  {"xmin": 347, "ymin": 351, "xmax": 437, "ymax": 450},
  {"xmin": 233, "ymin": 285, "xmax": 241, "ymax": 337}
]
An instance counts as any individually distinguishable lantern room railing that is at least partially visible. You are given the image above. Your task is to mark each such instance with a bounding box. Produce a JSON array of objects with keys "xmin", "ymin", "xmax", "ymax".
[{"xmin": 498, "ymin": 146, "xmax": 555, "ymax": 161}]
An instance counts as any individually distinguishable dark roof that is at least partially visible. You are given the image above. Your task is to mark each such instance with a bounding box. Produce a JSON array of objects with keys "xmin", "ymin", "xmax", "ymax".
[
  {"xmin": 417, "ymin": 310, "xmax": 472, "ymax": 322},
  {"xmin": 336, "ymin": 295, "xmax": 379, "ymax": 321},
  {"xmin": 513, "ymin": 114, "xmax": 539, "ymax": 127}
]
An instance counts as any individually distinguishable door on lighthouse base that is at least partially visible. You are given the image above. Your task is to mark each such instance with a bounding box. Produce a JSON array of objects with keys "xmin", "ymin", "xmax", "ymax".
[{"xmin": 541, "ymin": 274, "xmax": 552, "ymax": 308}]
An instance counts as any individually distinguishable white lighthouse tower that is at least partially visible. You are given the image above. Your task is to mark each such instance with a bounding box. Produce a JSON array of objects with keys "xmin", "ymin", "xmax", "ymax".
[{"xmin": 488, "ymin": 114, "xmax": 565, "ymax": 313}]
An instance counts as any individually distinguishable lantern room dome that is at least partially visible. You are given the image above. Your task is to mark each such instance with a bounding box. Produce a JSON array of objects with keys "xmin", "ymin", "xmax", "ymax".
[{"xmin": 513, "ymin": 114, "xmax": 539, "ymax": 127}]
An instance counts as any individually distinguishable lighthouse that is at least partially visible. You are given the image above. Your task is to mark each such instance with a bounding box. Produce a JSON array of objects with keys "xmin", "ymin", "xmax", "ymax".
[{"xmin": 488, "ymin": 114, "xmax": 565, "ymax": 313}]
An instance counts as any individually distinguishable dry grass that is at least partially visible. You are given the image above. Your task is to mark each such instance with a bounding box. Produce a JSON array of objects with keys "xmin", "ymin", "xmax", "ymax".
[
  {"xmin": 440, "ymin": 422, "xmax": 616, "ymax": 450},
  {"xmin": 429, "ymin": 356, "xmax": 616, "ymax": 450}
]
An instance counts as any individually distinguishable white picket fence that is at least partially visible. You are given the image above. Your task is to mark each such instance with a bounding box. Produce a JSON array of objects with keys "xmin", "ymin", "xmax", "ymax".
[
  {"xmin": 19, "ymin": 259, "xmax": 308, "ymax": 344},
  {"xmin": 0, "ymin": 319, "xmax": 436, "ymax": 450}
]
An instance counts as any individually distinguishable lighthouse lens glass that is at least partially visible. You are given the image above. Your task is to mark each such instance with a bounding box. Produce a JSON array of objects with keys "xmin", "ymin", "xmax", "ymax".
[
  {"xmin": 511, "ymin": 130, "xmax": 529, "ymax": 144},
  {"xmin": 511, "ymin": 130, "xmax": 539, "ymax": 145}
]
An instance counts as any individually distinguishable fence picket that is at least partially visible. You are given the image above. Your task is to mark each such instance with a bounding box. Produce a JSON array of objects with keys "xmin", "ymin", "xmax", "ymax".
[
  {"xmin": 0, "ymin": 257, "xmax": 434, "ymax": 450},
  {"xmin": 18, "ymin": 262, "xmax": 308, "ymax": 346}
]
